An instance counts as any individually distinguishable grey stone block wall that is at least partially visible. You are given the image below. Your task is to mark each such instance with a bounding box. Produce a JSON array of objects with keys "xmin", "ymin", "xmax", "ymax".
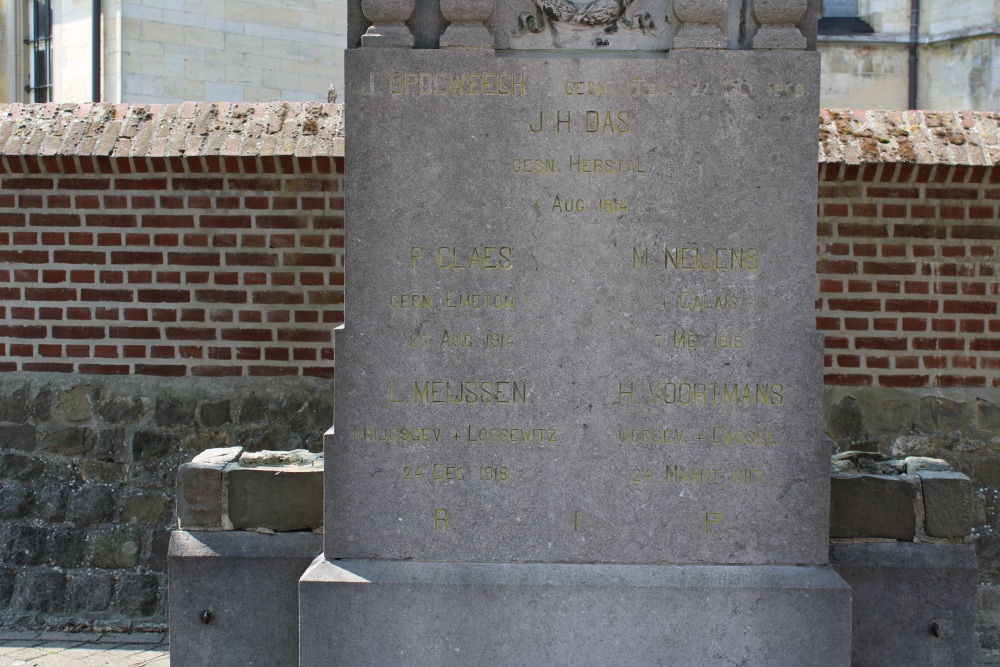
[
  {"xmin": 0, "ymin": 373, "xmax": 332, "ymax": 629},
  {"xmin": 825, "ymin": 386, "xmax": 1000, "ymax": 655}
]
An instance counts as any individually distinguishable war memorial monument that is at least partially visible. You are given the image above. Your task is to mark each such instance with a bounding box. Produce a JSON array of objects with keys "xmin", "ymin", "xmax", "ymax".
[{"xmin": 298, "ymin": 0, "xmax": 853, "ymax": 662}]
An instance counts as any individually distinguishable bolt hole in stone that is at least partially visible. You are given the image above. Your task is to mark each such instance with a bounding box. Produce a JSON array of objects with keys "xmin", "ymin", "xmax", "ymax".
[{"xmin": 201, "ymin": 609, "xmax": 213, "ymax": 624}]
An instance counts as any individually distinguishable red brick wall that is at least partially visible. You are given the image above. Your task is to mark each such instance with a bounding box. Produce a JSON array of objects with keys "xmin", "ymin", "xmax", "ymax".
[
  {"xmin": 817, "ymin": 162, "xmax": 1000, "ymax": 389},
  {"xmin": 0, "ymin": 154, "xmax": 344, "ymax": 379}
]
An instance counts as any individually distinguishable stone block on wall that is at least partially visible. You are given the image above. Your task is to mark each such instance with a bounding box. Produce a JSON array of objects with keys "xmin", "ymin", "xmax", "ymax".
[
  {"xmin": 175, "ymin": 447, "xmax": 242, "ymax": 530},
  {"xmin": 830, "ymin": 473, "xmax": 919, "ymax": 540},
  {"xmin": 919, "ymin": 471, "xmax": 973, "ymax": 539}
]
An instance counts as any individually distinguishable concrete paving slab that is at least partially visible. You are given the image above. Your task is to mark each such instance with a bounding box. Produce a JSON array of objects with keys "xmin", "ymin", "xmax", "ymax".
[
  {"xmin": 98, "ymin": 634, "xmax": 165, "ymax": 645},
  {"xmin": 0, "ymin": 633, "xmax": 168, "ymax": 667}
]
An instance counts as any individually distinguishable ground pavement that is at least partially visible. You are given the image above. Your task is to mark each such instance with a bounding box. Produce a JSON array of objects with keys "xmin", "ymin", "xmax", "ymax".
[{"xmin": 0, "ymin": 631, "xmax": 167, "ymax": 667}]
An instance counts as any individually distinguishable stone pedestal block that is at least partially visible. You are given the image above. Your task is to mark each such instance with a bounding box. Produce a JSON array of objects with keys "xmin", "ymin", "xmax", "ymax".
[
  {"xmin": 300, "ymin": 559, "xmax": 852, "ymax": 666},
  {"xmin": 168, "ymin": 530, "xmax": 321, "ymax": 667},
  {"xmin": 830, "ymin": 542, "xmax": 977, "ymax": 667}
]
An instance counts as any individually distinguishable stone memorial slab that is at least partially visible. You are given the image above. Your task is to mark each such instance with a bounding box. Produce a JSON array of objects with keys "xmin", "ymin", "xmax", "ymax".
[
  {"xmin": 303, "ymin": 0, "xmax": 848, "ymax": 663},
  {"xmin": 328, "ymin": 48, "xmax": 827, "ymax": 566}
]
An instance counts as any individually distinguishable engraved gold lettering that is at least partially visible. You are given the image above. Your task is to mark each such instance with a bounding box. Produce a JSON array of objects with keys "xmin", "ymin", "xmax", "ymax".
[
  {"xmin": 387, "ymin": 72, "xmax": 526, "ymax": 97},
  {"xmin": 704, "ymin": 512, "xmax": 721, "ymax": 533},
  {"xmin": 410, "ymin": 381, "xmax": 528, "ymax": 404},
  {"xmin": 389, "ymin": 294, "xmax": 433, "ymax": 309},
  {"xmin": 435, "ymin": 246, "xmax": 514, "ymax": 270},
  {"xmin": 638, "ymin": 382, "xmax": 784, "ymax": 407},
  {"xmin": 663, "ymin": 247, "xmax": 759, "ymax": 271},
  {"xmin": 354, "ymin": 427, "xmax": 442, "ymax": 442},
  {"xmin": 465, "ymin": 425, "xmax": 556, "ymax": 443},
  {"xmin": 565, "ymin": 81, "xmax": 607, "ymax": 95},
  {"xmin": 512, "ymin": 158, "xmax": 557, "ymax": 174},
  {"xmin": 617, "ymin": 429, "xmax": 683, "ymax": 445},
  {"xmin": 664, "ymin": 466, "xmax": 722, "ymax": 483},
  {"xmin": 443, "ymin": 292, "xmax": 516, "ymax": 309},
  {"xmin": 433, "ymin": 463, "xmax": 466, "ymax": 481},
  {"xmin": 711, "ymin": 427, "xmax": 778, "ymax": 446},
  {"xmin": 614, "ymin": 382, "xmax": 636, "ymax": 405},
  {"xmin": 568, "ymin": 156, "xmax": 645, "ymax": 174},
  {"xmin": 434, "ymin": 509, "xmax": 449, "ymax": 530}
]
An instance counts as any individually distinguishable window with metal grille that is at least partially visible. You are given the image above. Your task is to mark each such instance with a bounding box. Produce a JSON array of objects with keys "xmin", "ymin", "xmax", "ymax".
[{"xmin": 24, "ymin": 0, "xmax": 53, "ymax": 102}]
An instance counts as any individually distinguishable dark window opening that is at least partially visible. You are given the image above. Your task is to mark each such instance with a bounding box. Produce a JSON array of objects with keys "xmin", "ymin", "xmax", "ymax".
[
  {"xmin": 819, "ymin": 0, "xmax": 874, "ymax": 34},
  {"xmin": 24, "ymin": 0, "xmax": 53, "ymax": 102}
]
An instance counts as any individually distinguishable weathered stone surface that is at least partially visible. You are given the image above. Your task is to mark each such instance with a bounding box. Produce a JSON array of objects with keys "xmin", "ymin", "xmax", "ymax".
[
  {"xmin": 904, "ymin": 456, "xmax": 952, "ymax": 476},
  {"xmin": 192, "ymin": 446, "xmax": 243, "ymax": 466},
  {"xmin": 0, "ymin": 481, "xmax": 33, "ymax": 519},
  {"xmin": 0, "ymin": 385, "xmax": 28, "ymax": 422},
  {"xmin": 67, "ymin": 572, "xmax": 115, "ymax": 612},
  {"xmin": 0, "ymin": 424, "xmax": 37, "ymax": 451},
  {"xmin": 300, "ymin": 560, "xmax": 852, "ymax": 666},
  {"xmin": 227, "ymin": 466, "xmax": 323, "ymax": 531},
  {"xmin": 920, "ymin": 471, "xmax": 973, "ymax": 539},
  {"xmin": 3, "ymin": 525, "xmax": 47, "ymax": 565},
  {"xmin": 78, "ymin": 460, "xmax": 128, "ymax": 484},
  {"xmin": 170, "ymin": 530, "xmax": 321, "ymax": 667},
  {"xmin": 200, "ymin": 400, "xmax": 232, "ymax": 427},
  {"xmin": 92, "ymin": 527, "xmax": 142, "ymax": 569},
  {"xmin": 68, "ymin": 484, "xmax": 116, "ymax": 525},
  {"xmin": 828, "ymin": 396, "xmax": 866, "ymax": 439},
  {"xmin": 31, "ymin": 386, "xmax": 52, "ymax": 421},
  {"xmin": 123, "ymin": 494, "xmax": 169, "ymax": 525},
  {"xmin": 97, "ymin": 395, "xmax": 147, "ymax": 425},
  {"xmin": 919, "ymin": 396, "xmax": 971, "ymax": 432},
  {"xmin": 0, "ymin": 451, "xmax": 44, "ymax": 479},
  {"xmin": 830, "ymin": 542, "xmax": 977, "ymax": 667},
  {"xmin": 94, "ymin": 428, "xmax": 127, "ymax": 462},
  {"xmin": 237, "ymin": 395, "xmax": 268, "ymax": 424},
  {"xmin": 33, "ymin": 484, "xmax": 67, "ymax": 521},
  {"xmin": 176, "ymin": 463, "xmax": 226, "ymax": 530},
  {"xmin": 132, "ymin": 431, "xmax": 172, "ymax": 460},
  {"xmin": 150, "ymin": 530, "xmax": 172, "ymax": 571},
  {"xmin": 155, "ymin": 395, "xmax": 197, "ymax": 427},
  {"xmin": 57, "ymin": 385, "xmax": 93, "ymax": 422},
  {"xmin": 238, "ymin": 448, "xmax": 318, "ymax": 468},
  {"xmin": 116, "ymin": 573, "xmax": 161, "ymax": 617},
  {"xmin": 0, "ymin": 566, "xmax": 14, "ymax": 607},
  {"xmin": 831, "ymin": 450, "xmax": 904, "ymax": 475},
  {"xmin": 46, "ymin": 526, "xmax": 86, "ymax": 568},
  {"xmin": 331, "ymin": 48, "xmax": 827, "ymax": 565},
  {"xmin": 179, "ymin": 431, "xmax": 232, "ymax": 453},
  {"xmin": 830, "ymin": 473, "xmax": 918, "ymax": 540},
  {"xmin": 11, "ymin": 567, "xmax": 65, "ymax": 613},
  {"xmin": 978, "ymin": 400, "xmax": 1000, "ymax": 432},
  {"xmin": 41, "ymin": 427, "xmax": 94, "ymax": 456}
]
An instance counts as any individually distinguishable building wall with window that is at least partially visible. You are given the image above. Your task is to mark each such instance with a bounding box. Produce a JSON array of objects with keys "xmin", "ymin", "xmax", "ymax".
[
  {"xmin": 1, "ymin": 0, "xmax": 346, "ymax": 104},
  {"xmin": 819, "ymin": 0, "xmax": 1000, "ymax": 111}
]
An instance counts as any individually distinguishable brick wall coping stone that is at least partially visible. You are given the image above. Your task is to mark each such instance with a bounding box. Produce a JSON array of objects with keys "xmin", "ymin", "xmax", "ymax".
[
  {"xmin": 2, "ymin": 105, "xmax": 996, "ymax": 167},
  {"xmin": 820, "ymin": 109, "xmax": 1000, "ymax": 166},
  {"xmin": 0, "ymin": 102, "xmax": 344, "ymax": 166}
]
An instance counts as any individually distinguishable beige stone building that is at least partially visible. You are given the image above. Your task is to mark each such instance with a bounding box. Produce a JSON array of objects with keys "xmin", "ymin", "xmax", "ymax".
[
  {"xmin": 1, "ymin": 0, "xmax": 346, "ymax": 104},
  {"xmin": 818, "ymin": 0, "xmax": 1000, "ymax": 111}
]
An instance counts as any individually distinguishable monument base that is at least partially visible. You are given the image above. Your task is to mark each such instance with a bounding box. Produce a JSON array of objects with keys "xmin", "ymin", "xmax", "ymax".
[{"xmin": 299, "ymin": 558, "xmax": 852, "ymax": 666}]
